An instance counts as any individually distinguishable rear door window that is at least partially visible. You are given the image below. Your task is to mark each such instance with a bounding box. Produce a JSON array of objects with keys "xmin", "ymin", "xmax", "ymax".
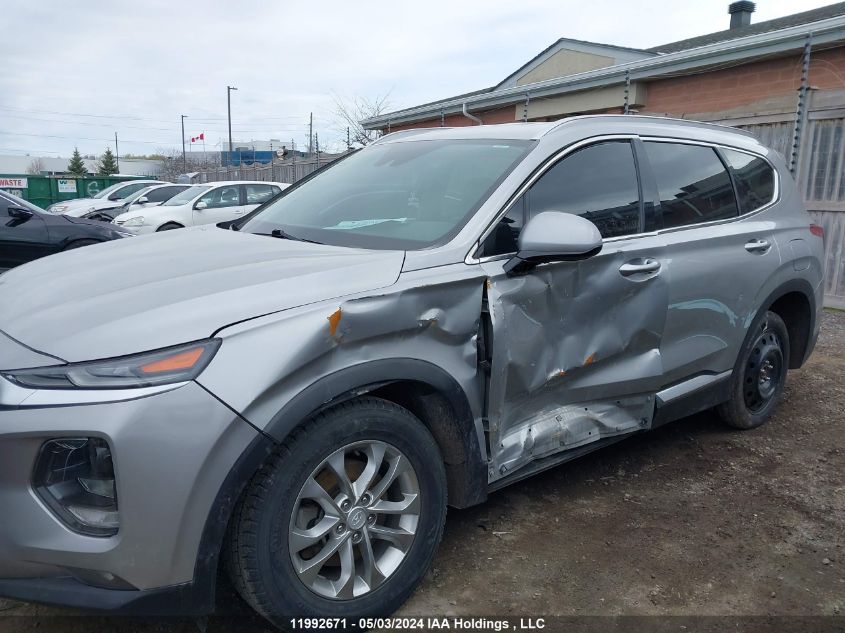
[
  {"xmin": 245, "ymin": 184, "xmax": 277, "ymax": 205},
  {"xmin": 644, "ymin": 142, "xmax": 738, "ymax": 229},
  {"xmin": 721, "ymin": 149, "xmax": 776, "ymax": 214}
]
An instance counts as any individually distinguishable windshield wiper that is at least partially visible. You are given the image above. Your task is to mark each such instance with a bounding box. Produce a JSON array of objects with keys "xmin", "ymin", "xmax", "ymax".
[{"xmin": 260, "ymin": 228, "xmax": 323, "ymax": 245}]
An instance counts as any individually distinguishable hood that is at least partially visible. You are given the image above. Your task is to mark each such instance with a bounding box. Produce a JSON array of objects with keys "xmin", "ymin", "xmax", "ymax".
[
  {"xmin": 49, "ymin": 197, "xmax": 94, "ymax": 212},
  {"xmin": 63, "ymin": 198, "xmax": 122, "ymax": 217},
  {"xmin": 0, "ymin": 226, "xmax": 404, "ymax": 362}
]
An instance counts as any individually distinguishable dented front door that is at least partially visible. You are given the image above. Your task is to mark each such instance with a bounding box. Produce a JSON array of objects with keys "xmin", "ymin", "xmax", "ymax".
[{"xmin": 480, "ymin": 234, "xmax": 669, "ymax": 480}]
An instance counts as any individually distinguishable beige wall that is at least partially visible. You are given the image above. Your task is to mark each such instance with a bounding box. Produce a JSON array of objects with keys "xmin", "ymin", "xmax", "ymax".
[
  {"xmin": 515, "ymin": 49, "xmax": 615, "ymax": 86},
  {"xmin": 516, "ymin": 83, "xmax": 647, "ymax": 119}
]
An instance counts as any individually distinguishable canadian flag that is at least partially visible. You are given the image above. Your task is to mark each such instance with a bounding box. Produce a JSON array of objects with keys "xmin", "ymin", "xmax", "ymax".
[{"xmin": 191, "ymin": 132, "xmax": 205, "ymax": 142}]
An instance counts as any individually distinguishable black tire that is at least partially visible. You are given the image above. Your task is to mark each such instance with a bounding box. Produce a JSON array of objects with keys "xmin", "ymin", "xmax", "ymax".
[
  {"xmin": 717, "ymin": 310, "xmax": 790, "ymax": 430},
  {"xmin": 156, "ymin": 222, "xmax": 184, "ymax": 231},
  {"xmin": 63, "ymin": 239, "xmax": 101, "ymax": 251},
  {"xmin": 226, "ymin": 397, "xmax": 447, "ymax": 625}
]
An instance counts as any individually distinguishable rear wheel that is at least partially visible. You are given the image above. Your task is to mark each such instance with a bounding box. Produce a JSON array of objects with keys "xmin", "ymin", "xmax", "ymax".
[
  {"xmin": 156, "ymin": 222, "xmax": 183, "ymax": 231},
  {"xmin": 717, "ymin": 310, "xmax": 789, "ymax": 430},
  {"xmin": 226, "ymin": 397, "xmax": 447, "ymax": 624}
]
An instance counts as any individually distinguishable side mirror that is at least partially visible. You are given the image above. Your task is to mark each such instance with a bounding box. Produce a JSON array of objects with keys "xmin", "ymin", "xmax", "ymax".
[
  {"xmin": 504, "ymin": 211, "xmax": 602, "ymax": 276},
  {"xmin": 137, "ymin": 196, "xmax": 149, "ymax": 204},
  {"xmin": 8, "ymin": 206, "xmax": 34, "ymax": 220},
  {"xmin": 195, "ymin": 201, "xmax": 208, "ymax": 210},
  {"xmin": 108, "ymin": 193, "xmax": 121, "ymax": 201}
]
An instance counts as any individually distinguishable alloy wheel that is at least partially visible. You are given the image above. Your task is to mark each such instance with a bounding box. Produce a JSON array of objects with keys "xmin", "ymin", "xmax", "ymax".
[{"xmin": 288, "ymin": 440, "xmax": 420, "ymax": 600}]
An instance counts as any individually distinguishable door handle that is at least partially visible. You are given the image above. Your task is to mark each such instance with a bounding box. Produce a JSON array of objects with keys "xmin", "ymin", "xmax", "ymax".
[
  {"xmin": 619, "ymin": 258, "xmax": 661, "ymax": 276},
  {"xmin": 745, "ymin": 239, "xmax": 771, "ymax": 253}
]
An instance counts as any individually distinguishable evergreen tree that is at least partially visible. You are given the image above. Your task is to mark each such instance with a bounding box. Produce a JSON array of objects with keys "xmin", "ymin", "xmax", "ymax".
[
  {"xmin": 66, "ymin": 147, "xmax": 88, "ymax": 176},
  {"xmin": 97, "ymin": 148, "xmax": 119, "ymax": 175}
]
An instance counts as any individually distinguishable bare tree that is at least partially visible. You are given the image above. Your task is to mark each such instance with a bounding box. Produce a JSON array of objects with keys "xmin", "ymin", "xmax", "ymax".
[
  {"xmin": 333, "ymin": 93, "xmax": 392, "ymax": 148},
  {"xmin": 26, "ymin": 158, "xmax": 45, "ymax": 175},
  {"xmin": 155, "ymin": 148, "xmax": 217, "ymax": 182}
]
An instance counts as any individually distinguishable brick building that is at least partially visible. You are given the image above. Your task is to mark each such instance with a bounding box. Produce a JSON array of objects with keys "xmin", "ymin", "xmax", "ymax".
[{"xmin": 363, "ymin": 2, "xmax": 845, "ymax": 307}]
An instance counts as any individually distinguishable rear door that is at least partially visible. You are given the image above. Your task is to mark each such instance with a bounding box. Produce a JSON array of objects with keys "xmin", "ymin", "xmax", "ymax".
[
  {"xmin": 192, "ymin": 184, "xmax": 244, "ymax": 226},
  {"xmin": 0, "ymin": 198, "xmax": 52, "ymax": 271},
  {"xmin": 480, "ymin": 139, "xmax": 670, "ymax": 478},
  {"xmin": 639, "ymin": 140, "xmax": 781, "ymax": 384}
]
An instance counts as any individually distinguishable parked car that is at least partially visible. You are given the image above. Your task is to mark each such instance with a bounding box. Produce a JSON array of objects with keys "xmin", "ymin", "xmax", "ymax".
[
  {"xmin": 0, "ymin": 116, "xmax": 823, "ymax": 624},
  {"xmin": 47, "ymin": 180, "xmax": 166, "ymax": 218},
  {"xmin": 0, "ymin": 189, "xmax": 133, "ymax": 273},
  {"xmin": 86, "ymin": 184, "xmax": 193, "ymax": 222},
  {"xmin": 112, "ymin": 181, "xmax": 289, "ymax": 233}
]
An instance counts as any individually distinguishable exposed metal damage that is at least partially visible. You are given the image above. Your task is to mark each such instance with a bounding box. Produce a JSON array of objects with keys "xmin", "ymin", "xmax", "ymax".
[{"xmin": 481, "ymin": 248, "xmax": 668, "ymax": 482}]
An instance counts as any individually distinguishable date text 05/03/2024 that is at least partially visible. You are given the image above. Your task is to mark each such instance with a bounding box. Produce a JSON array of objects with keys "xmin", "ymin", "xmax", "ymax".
[{"xmin": 289, "ymin": 617, "xmax": 547, "ymax": 630}]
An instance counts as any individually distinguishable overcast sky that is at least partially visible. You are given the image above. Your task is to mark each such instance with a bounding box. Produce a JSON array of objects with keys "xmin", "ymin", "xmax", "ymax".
[{"xmin": 0, "ymin": 0, "xmax": 832, "ymax": 158}]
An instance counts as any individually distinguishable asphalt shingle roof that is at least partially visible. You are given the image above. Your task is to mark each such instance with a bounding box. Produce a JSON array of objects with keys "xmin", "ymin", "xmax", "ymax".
[{"xmin": 648, "ymin": 2, "xmax": 845, "ymax": 53}]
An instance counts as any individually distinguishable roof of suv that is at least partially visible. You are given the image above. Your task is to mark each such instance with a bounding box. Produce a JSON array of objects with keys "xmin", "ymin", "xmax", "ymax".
[
  {"xmin": 191, "ymin": 180, "xmax": 288, "ymax": 186},
  {"xmin": 373, "ymin": 115, "xmax": 755, "ymax": 143}
]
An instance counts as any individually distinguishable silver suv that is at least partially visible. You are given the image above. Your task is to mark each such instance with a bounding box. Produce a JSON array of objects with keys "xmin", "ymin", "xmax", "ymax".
[{"xmin": 0, "ymin": 116, "xmax": 824, "ymax": 623}]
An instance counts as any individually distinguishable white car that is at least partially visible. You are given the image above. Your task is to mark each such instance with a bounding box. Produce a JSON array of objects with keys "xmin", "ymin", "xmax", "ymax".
[
  {"xmin": 112, "ymin": 181, "xmax": 289, "ymax": 233},
  {"xmin": 47, "ymin": 180, "xmax": 166, "ymax": 218}
]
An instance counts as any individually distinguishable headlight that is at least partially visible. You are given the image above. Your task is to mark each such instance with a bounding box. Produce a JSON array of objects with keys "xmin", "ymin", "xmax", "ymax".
[
  {"xmin": 51, "ymin": 205, "xmax": 67, "ymax": 214},
  {"xmin": 2, "ymin": 339, "xmax": 220, "ymax": 389},
  {"xmin": 120, "ymin": 216, "xmax": 145, "ymax": 227}
]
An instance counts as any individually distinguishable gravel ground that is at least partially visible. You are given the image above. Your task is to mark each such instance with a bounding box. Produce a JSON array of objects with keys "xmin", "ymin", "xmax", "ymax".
[{"xmin": 1, "ymin": 310, "xmax": 843, "ymax": 632}]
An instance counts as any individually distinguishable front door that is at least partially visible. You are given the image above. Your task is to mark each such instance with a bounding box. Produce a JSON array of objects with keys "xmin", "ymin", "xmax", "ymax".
[
  {"xmin": 0, "ymin": 199, "xmax": 51, "ymax": 271},
  {"xmin": 478, "ymin": 140, "xmax": 669, "ymax": 479},
  {"xmin": 193, "ymin": 184, "xmax": 244, "ymax": 226}
]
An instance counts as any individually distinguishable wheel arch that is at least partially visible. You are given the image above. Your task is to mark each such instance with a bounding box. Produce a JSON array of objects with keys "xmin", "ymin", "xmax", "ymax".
[
  {"xmin": 756, "ymin": 278, "xmax": 817, "ymax": 369},
  {"xmin": 155, "ymin": 220, "xmax": 185, "ymax": 231},
  {"xmin": 265, "ymin": 358, "xmax": 488, "ymax": 510}
]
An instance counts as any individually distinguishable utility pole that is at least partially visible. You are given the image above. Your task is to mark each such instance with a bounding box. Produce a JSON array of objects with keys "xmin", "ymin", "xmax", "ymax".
[
  {"xmin": 180, "ymin": 115, "xmax": 187, "ymax": 172},
  {"xmin": 347, "ymin": 126, "xmax": 351, "ymax": 151},
  {"xmin": 114, "ymin": 132, "xmax": 120, "ymax": 172},
  {"xmin": 315, "ymin": 133, "xmax": 320, "ymax": 169},
  {"xmin": 227, "ymin": 86, "xmax": 238, "ymax": 164},
  {"xmin": 308, "ymin": 112, "xmax": 313, "ymax": 155}
]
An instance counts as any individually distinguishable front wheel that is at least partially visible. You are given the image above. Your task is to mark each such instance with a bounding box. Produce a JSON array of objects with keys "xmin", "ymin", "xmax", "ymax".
[
  {"xmin": 63, "ymin": 238, "xmax": 101, "ymax": 251},
  {"xmin": 717, "ymin": 310, "xmax": 790, "ymax": 430},
  {"xmin": 226, "ymin": 397, "xmax": 447, "ymax": 624}
]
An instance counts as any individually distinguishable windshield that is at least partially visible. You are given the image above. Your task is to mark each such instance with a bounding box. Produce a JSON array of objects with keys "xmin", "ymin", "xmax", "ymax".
[
  {"xmin": 164, "ymin": 185, "xmax": 210, "ymax": 206},
  {"xmin": 92, "ymin": 182, "xmax": 128, "ymax": 199},
  {"xmin": 240, "ymin": 139, "xmax": 532, "ymax": 249}
]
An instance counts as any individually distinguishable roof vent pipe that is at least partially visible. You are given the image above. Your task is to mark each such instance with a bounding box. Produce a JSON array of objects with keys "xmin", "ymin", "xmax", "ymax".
[
  {"xmin": 728, "ymin": 1, "xmax": 755, "ymax": 29},
  {"xmin": 462, "ymin": 102, "xmax": 483, "ymax": 126}
]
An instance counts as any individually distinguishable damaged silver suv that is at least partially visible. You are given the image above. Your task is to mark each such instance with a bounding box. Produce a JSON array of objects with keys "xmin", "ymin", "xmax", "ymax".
[{"xmin": 0, "ymin": 116, "xmax": 824, "ymax": 623}]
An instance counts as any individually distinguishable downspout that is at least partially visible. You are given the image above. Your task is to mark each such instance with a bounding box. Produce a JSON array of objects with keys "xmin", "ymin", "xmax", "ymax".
[{"xmin": 462, "ymin": 102, "xmax": 483, "ymax": 126}]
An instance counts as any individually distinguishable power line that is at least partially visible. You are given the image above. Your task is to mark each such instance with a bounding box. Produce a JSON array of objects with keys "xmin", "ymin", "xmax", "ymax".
[
  {"xmin": 0, "ymin": 130, "xmax": 176, "ymax": 145},
  {"xmin": 0, "ymin": 105, "xmax": 335, "ymax": 126}
]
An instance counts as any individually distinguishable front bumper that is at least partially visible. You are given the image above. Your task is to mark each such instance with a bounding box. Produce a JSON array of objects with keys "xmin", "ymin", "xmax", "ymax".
[
  {"xmin": 0, "ymin": 576, "xmax": 203, "ymax": 615},
  {"xmin": 111, "ymin": 221, "xmax": 154, "ymax": 235},
  {"xmin": 0, "ymin": 377, "xmax": 259, "ymax": 609}
]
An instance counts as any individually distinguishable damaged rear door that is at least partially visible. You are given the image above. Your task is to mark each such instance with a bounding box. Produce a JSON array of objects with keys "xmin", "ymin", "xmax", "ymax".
[{"xmin": 477, "ymin": 139, "xmax": 669, "ymax": 481}]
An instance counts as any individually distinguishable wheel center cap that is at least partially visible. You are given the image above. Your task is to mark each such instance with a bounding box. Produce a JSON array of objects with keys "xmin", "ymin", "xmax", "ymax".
[{"xmin": 347, "ymin": 507, "xmax": 367, "ymax": 530}]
